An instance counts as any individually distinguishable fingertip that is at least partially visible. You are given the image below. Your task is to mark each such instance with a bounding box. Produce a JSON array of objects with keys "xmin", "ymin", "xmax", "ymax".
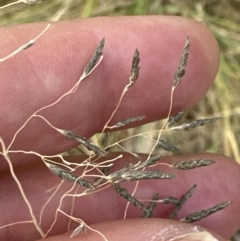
[
  {"xmin": 0, "ymin": 16, "xmax": 220, "ymax": 172},
  {"xmin": 1, "ymin": 153, "xmax": 239, "ymax": 240},
  {"xmin": 40, "ymin": 219, "xmax": 226, "ymax": 241},
  {"xmin": 190, "ymin": 19, "xmax": 220, "ymax": 86}
]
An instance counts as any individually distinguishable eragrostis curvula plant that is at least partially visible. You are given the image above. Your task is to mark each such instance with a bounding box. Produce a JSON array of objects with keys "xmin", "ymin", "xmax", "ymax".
[{"xmin": 1, "ymin": 1, "xmax": 240, "ymax": 241}]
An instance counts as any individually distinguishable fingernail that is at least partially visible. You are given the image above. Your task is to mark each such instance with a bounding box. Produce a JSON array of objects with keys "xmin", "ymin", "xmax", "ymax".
[{"xmin": 168, "ymin": 230, "xmax": 220, "ymax": 241}]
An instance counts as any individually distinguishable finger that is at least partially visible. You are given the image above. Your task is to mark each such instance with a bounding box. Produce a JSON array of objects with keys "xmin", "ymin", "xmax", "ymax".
[
  {"xmin": 40, "ymin": 219, "xmax": 227, "ymax": 241},
  {"xmin": 0, "ymin": 153, "xmax": 239, "ymax": 240},
  {"xmin": 0, "ymin": 16, "xmax": 219, "ymax": 164}
]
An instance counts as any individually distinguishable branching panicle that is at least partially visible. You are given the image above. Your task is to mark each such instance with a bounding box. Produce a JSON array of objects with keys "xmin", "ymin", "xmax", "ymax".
[{"xmin": 0, "ymin": 25, "xmax": 231, "ymax": 240}]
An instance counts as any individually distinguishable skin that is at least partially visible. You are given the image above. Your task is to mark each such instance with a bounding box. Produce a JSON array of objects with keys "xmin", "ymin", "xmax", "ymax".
[{"xmin": 0, "ymin": 16, "xmax": 239, "ymax": 241}]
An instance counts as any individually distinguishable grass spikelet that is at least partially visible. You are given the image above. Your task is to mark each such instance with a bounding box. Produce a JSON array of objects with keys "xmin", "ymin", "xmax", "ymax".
[
  {"xmin": 135, "ymin": 154, "xmax": 163, "ymax": 169},
  {"xmin": 156, "ymin": 139, "xmax": 182, "ymax": 155},
  {"xmin": 46, "ymin": 162, "xmax": 95, "ymax": 190},
  {"xmin": 172, "ymin": 117, "xmax": 220, "ymax": 131},
  {"xmin": 169, "ymin": 184, "xmax": 197, "ymax": 218},
  {"xmin": 62, "ymin": 130, "xmax": 108, "ymax": 156},
  {"xmin": 168, "ymin": 111, "xmax": 185, "ymax": 127},
  {"xmin": 181, "ymin": 201, "xmax": 232, "ymax": 223},
  {"xmin": 172, "ymin": 159, "xmax": 216, "ymax": 170},
  {"xmin": 112, "ymin": 183, "xmax": 153, "ymax": 217},
  {"xmin": 120, "ymin": 170, "xmax": 175, "ymax": 181},
  {"xmin": 100, "ymin": 48, "xmax": 141, "ymax": 135},
  {"xmin": 162, "ymin": 197, "xmax": 181, "ymax": 205},
  {"xmin": 173, "ymin": 37, "xmax": 190, "ymax": 88},
  {"xmin": 84, "ymin": 38, "xmax": 105, "ymax": 76},
  {"xmin": 111, "ymin": 116, "xmax": 145, "ymax": 128},
  {"xmin": 144, "ymin": 193, "xmax": 159, "ymax": 218}
]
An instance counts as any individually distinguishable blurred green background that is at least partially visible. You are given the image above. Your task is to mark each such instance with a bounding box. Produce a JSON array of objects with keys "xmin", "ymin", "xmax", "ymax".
[{"xmin": 0, "ymin": 0, "xmax": 240, "ymax": 239}]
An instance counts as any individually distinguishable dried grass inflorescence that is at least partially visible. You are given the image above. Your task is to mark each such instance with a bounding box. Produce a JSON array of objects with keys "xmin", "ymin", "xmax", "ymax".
[{"xmin": 0, "ymin": 2, "xmax": 231, "ymax": 240}]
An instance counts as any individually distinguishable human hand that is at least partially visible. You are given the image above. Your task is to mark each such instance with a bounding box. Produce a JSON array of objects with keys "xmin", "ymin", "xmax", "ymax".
[{"xmin": 0, "ymin": 16, "xmax": 240, "ymax": 241}]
